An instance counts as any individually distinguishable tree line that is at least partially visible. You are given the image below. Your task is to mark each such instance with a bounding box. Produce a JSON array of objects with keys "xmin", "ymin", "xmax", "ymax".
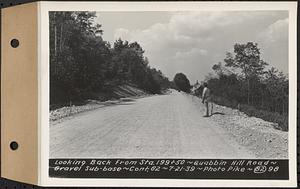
[
  {"xmin": 200, "ymin": 42, "xmax": 288, "ymax": 131},
  {"xmin": 50, "ymin": 12, "xmax": 170, "ymax": 107},
  {"xmin": 173, "ymin": 73, "xmax": 191, "ymax": 93}
]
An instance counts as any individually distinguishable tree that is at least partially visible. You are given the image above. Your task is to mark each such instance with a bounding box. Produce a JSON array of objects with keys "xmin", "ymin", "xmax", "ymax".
[
  {"xmin": 50, "ymin": 11, "xmax": 107, "ymax": 104},
  {"xmin": 173, "ymin": 73, "xmax": 191, "ymax": 93},
  {"xmin": 264, "ymin": 67, "xmax": 288, "ymax": 114},
  {"xmin": 204, "ymin": 42, "xmax": 288, "ymax": 131},
  {"xmin": 224, "ymin": 42, "xmax": 268, "ymax": 105},
  {"xmin": 50, "ymin": 12, "xmax": 171, "ymax": 107}
]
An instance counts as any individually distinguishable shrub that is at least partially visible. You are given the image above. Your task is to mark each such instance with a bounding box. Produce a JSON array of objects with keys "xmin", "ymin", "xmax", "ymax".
[
  {"xmin": 212, "ymin": 96, "xmax": 288, "ymax": 131},
  {"xmin": 240, "ymin": 104, "xmax": 288, "ymax": 131}
]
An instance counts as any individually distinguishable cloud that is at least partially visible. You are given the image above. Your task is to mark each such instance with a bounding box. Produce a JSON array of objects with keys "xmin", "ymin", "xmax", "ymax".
[
  {"xmin": 169, "ymin": 12, "xmax": 247, "ymax": 37},
  {"xmin": 258, "ymin": 18, "xmax": 289, "ymax": 43},
  {"xmin": 113, "ymin": 28, "xmax": 130, "ymax": 40},
  {"xmin": 175, "ymin": 48, "xmax": 208, "ymax": 59},
  {"xmin": 113, "ymin": 11, "xmax": 289, "ymax": 82},
  {"xmin": 256, "ymin": 18, "xmax": 289, "ymax": 73}
]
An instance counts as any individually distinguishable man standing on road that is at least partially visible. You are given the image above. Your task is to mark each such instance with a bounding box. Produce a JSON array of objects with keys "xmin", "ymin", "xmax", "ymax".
[{"xmin": 202, "ymin": 82, "xmax": 212, "ymax": 117}]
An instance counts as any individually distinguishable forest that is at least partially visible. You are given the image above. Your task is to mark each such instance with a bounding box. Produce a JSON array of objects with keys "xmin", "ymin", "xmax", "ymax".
[
  {"xmin": 197, "ymin": 42, "xmax": 289, "ymax": 131},
  {"xmin": 49, "ymin": 12, "xmax": 288, "ymax": 131},
  {"xmin": 49, "ymin": 12, "xmax": 170, "ymax": 107}
]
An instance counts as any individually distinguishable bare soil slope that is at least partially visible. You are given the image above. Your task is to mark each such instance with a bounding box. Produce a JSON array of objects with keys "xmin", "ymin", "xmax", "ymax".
[{"xmin": 50, "ymin": 84, "xmax": 148, "ymax": 122}]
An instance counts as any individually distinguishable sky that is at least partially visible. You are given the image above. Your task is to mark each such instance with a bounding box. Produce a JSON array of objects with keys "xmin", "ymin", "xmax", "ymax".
[{"xmin": 95, "ymin": 11, "xmax": 288, "ymax": 83}]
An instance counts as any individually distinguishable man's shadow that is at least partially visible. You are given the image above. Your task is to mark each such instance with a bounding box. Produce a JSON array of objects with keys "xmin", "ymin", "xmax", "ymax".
[{"xmin": 209, "ymin": 112, "xmax": 225, "ymax": 117}]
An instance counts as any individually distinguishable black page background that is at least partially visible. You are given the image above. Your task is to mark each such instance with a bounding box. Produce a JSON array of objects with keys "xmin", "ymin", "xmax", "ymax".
[{"xmin": 0, "ymin": 0, "xmax": 298, "ymax": 188}]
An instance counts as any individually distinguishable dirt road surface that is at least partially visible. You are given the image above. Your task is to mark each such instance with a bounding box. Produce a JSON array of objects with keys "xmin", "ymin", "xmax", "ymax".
[
  {"xmin": 50, "ymin": 90, "xmax": 287, "ymax": 159},
  {"xmin": 50, "ymin": 90, "xmax": 285, "ymax": 158}
]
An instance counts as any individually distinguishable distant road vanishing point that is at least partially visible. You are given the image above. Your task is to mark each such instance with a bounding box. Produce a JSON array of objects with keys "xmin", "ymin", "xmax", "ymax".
[{"xmin": 50, "ymin": 89, "xmax": 254, "ymax": 158}]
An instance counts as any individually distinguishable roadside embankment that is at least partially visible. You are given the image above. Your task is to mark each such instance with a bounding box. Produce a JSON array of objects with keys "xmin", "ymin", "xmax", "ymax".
[
  {"xmin": 50, "ymin": 84, "xmax": 149, "ymax": 122},
  {"xmin": 190, "ymin": 95, "xmax": 288, "ymax": 159}
]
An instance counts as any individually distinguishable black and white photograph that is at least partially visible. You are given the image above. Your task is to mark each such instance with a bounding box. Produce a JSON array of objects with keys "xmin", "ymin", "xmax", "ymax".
[
  {"xmin": 49, "ymin": 10, "xmax": 289, "ymax": 158},
  {"xmin": 44, "ymin": 2, "xmax": 296, "ymax": 185}
]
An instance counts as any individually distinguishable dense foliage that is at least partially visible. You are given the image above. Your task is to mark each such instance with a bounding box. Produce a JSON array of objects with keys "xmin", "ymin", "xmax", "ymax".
[
  {"xmin": 173, "ymin": 73, "xmax": 191, "ymax": 93},
  {"xmin": 50, "ymin": 12, "xmax": 170, "ymax": 106},
  {"xmin": 203, "ymin": 42, "xmax": 288, "ymax": 131}
]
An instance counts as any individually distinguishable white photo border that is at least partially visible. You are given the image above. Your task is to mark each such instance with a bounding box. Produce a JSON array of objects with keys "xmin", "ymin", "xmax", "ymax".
[{"xmin": 39, "ymin": 1, "xmax": 297, "ymax": 187}]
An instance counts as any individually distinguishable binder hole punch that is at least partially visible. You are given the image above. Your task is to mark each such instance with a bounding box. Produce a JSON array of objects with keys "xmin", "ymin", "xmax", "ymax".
[
  {"xmin": 10, "ymin": 141, "xmax": 19, "ymax": 150},
  {"xmin": 10, "ymin": 39, "xmax": 19, "ymax": 48}
]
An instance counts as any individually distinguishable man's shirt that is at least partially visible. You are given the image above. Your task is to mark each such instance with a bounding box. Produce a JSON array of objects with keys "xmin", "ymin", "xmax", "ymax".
[{"xmin": 202, "ymin": 87, "xmax": 211, "ymax": 100}]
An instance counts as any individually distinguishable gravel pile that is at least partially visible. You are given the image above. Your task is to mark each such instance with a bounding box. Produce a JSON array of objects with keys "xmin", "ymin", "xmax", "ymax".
[
  {"xmin": 50, "ymin": 102, "xmax": 105, "ymax": 122},
  {"xmin": 50, "ymin": 84, "xmax": 149, "ymax": 123}
]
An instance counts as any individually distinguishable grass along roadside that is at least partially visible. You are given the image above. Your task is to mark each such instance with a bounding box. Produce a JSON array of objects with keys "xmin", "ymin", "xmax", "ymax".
[{"xmin": 211, "ymin": 95, "xmax": 288, "ymax": 131}]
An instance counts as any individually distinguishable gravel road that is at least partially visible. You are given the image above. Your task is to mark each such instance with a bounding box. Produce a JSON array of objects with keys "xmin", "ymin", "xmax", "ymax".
[{"xmin": 50, "ymin": 90, "xmax": 272, "ymax": 158}]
